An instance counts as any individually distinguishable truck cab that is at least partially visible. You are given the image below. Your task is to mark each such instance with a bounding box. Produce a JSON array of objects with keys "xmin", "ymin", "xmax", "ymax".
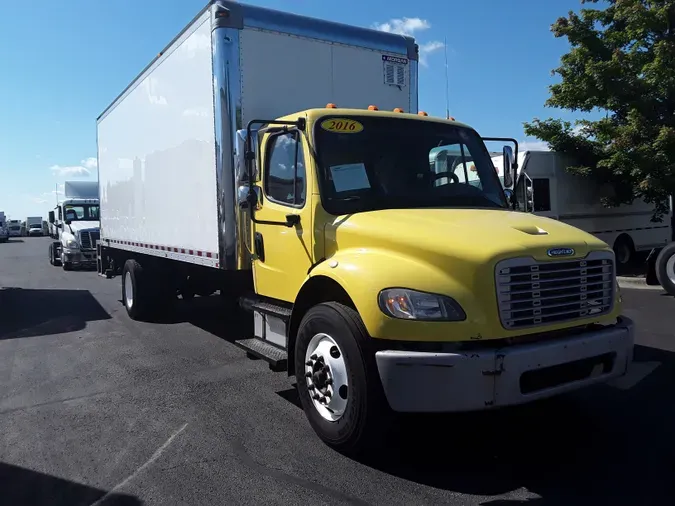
[
  {"xmin": 48, "ymin": 198, "xmax": 100, "ymax": 270},
  {"xmin": 230, "ymin": 105, "xmax": 633, "ymax": 451}
]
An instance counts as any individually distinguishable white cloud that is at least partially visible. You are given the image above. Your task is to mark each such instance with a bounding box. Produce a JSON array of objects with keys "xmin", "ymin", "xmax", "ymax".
[
  {"xmin": 372, "ymin": 17, "xmax": 445, "ymax": 67},
  {"xmin": 372, "ymin": 17, "xmax": 430, "ymax": 36},
  {"xmin": 520, "ymin": 140, "xmax": 550, "ymax": 152},
  {"xmin": 418, "ymin": 41, "xmax": 445, "ymax": 66},
  {"xmin": 50, "ymin": 158, "xmax": 97, "ymax": 177}
]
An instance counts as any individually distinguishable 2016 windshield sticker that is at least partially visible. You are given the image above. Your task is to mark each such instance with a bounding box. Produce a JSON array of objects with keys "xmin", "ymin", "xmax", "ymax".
[{"xmin": 320, "ymin": 118, "xmax": 364, "ymax": 134}]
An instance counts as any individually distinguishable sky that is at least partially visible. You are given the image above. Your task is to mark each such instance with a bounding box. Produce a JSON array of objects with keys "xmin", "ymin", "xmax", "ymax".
[{"xmin": 0, "ymin": 0, "xmax": 594, "ymax": 220}]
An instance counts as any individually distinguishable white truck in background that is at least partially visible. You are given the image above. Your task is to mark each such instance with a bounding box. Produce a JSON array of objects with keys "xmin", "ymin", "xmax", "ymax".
[
  {"xmin": 493, "ymin": 150, "xmax": 672, "ymax": 269},
  {"xmin": 26, "ymin": 216, "xmax": 44, "ymax": 237},
  {"xmin": 7, "ymin": 220, "xmax": 21, "ymax": 237},
  {"xmin": 48, "ymin": 181, "xmax": 100, "ymax": 270},
  {"xmin": 0, "ymin": 212, "xmax": 8, "ymax": 242}
]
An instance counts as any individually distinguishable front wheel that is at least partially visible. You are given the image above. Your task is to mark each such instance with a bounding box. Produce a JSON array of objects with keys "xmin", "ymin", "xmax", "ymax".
[{"xmin": 294, "ymin": 302, "xmax": 390, "ymax": 455}]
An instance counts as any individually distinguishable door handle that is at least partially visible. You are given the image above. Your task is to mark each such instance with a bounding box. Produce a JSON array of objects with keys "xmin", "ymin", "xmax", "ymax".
[{"xmin": 285, "ymin": 214, "xmax": 300, "ymax": 227}]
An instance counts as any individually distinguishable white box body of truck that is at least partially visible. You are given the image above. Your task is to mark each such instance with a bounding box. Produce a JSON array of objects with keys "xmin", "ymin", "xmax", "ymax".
[
  {"xmin": 493, "ymin": 150, "xmax": 673, "ymax": 266},
  {"xmin": 96, "ymin": 0, "xmax": 417, "ymax": 270}
]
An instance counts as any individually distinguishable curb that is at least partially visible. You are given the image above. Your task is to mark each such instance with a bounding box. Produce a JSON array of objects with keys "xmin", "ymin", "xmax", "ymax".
[{"xmin": 617, "ymin": 276, "xmax": 663, "ymax": 290}]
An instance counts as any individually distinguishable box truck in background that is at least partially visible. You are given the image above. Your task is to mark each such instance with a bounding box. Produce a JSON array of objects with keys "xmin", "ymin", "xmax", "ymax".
[
  {"xmin": 48, "ymin": 181, "xmax": 100, "ymax": 270},
  {"xmin": 493, "ymin": 150, "xmax": 672, "ymax": 269},
  {"xmin": 26, "ymin": 216, "xmax": 44, "ymax": 237},
  {"xmin": 97, "ymin": 0, "xmax": 634, "ymax": 453}
]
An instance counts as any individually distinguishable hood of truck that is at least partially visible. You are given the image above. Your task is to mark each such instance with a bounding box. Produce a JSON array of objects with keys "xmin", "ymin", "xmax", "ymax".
[
  {"xmin": 67, "ymin": 221, "xmax": 99, "ymax": 233},
  {"xmin": 323, "ymin": 208, "xmax": 617, "ymax": 341},
  {"xmin": 326, "ymin": 208, "xmax": 609, "ymax": 263}
]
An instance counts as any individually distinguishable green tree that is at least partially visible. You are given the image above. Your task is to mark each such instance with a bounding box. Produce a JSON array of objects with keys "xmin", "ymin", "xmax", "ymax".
[{"xmin": 523, "ymin": 0, "xmax": 675, "ymax": 220}]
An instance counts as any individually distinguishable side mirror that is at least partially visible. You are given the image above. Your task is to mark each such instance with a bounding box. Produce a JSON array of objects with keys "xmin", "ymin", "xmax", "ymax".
[
  {"xmin": 48, "ymin": 211, "xmax": 55, "ymax": 224},
  {"xmin": 57, "ymin": 223, "xmax": 63, "ymax": 229},
  {"xmin": 503, "ymin": 188, "xmax": 514, "ymax": 206},
  {"xmin": 237, "ymin": 185, "xmax": 262, "ymax": 211},
  {"xmin": 502, "ymin": 145, "xmax": 514, "ymax": 188}
]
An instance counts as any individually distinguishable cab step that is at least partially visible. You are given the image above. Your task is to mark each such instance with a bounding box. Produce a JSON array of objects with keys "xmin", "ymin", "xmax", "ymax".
[
  {"xmin": 240, "ymin": 296, "xmax": 292, "ymax": 322},
  {"xmin": 234, "ymin": 338, "xmax": 288, "ymax": 372}
]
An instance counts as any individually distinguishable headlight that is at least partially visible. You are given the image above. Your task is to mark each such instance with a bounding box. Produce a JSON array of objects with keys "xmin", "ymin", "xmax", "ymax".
[
  {"xmin": 66, "ymin": 239, "xmax": 79, "ymax": 249},
  {"xmin": 378, "ymin": 288, "xmax": 466, "ymax": 321}
]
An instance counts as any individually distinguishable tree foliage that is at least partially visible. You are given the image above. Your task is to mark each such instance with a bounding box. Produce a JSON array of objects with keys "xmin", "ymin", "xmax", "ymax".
[{"xmin": 523, "ymin": 0, "xmax": 675, "ymax": 220}]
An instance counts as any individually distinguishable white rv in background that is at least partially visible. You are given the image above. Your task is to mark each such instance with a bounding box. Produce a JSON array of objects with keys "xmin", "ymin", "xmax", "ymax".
[
  {"xmin": 494, "ymin": 150, "xmax": 672, "ymax": 267},
  {"xmin": 7, "ymin": 220, "xmax": 21, "ymax": 237}
]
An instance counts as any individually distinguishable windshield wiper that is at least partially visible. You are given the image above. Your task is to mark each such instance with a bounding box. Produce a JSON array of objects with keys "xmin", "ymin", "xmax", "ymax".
[{"xmin": 333, "ymin": 195, "xmax": 361, "ymax": 201}]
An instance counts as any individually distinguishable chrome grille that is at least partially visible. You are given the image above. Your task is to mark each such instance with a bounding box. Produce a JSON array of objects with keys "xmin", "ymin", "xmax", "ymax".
[
  {"xmin": 79, "ymin": 230, "xmax": 100, "ymax": 250},
  {"xmin": 495, "ymin": 251, "xmax": 615, "ymax": 330}
]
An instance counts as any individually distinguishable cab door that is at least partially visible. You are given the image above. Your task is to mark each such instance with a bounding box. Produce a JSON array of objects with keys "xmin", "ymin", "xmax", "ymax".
[{"xmin": 252, "ymin": 129, "xmax": 315, "ymax": 303}]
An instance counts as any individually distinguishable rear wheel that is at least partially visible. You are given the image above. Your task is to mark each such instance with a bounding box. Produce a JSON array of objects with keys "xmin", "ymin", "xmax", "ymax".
[
  {"xmin": 294, "ymin": 302, "xmax": 390, "ymax": 455},
  {"xmin": 122, "ymin": 259, "xmax": 149, "ymax": 320},
  {"xmin": 655, "ymin": 243, "xmax": 675, "ymax": 296},
  {"xmin": 613, "ymin": 235, "xmax": 635, "ymax": 268}
]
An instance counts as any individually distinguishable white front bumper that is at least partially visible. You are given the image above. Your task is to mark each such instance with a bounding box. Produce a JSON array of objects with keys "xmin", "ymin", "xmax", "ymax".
[{"xmin": 375, "ymin": 316, "xmax": 634, "ymax": 412}]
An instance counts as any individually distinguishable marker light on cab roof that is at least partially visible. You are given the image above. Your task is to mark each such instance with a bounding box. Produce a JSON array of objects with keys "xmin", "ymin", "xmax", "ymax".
[
  {"xmin": 326, "ymin": 103, "xmax": 337, "ymax": 109},
  {"xmin": 418, "ymin": 111, "xmax": 428, "ymax": 116},
  {"xmin": 393, "ymin": 108, "xmax": 404, "ymax": 113},
  {"xmin": 368, "ymin": 105, "xmax": 379, "ymax": 111}
]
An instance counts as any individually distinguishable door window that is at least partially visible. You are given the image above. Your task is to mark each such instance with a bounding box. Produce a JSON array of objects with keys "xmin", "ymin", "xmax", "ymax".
[{"xmin": 264, "ymin": 132, "xmax": 306, "ymax": 207}]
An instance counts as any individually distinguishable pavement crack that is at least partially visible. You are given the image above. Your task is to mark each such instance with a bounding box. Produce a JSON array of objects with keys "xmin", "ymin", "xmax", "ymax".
[{"xmin": 90, "ymin": 422, "xmax": 188, "ymax": 506}]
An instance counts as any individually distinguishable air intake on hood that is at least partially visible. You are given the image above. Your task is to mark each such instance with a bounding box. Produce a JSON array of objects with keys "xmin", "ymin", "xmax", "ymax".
[{"xmin": 511, "ymin": 224, "xmax": 548, "ymax": 236}]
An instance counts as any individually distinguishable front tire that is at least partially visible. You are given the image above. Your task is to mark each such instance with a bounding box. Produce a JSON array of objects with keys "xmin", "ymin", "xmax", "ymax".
[{"xmin": 294, "ymin": 302, "xmax": 390, "ymax": 455}]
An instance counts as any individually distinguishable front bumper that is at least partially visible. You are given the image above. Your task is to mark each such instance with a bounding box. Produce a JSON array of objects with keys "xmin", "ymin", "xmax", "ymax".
[
  {"xmin": 375, "ymin": 316, "xmax": 635, "ymax": 412},
  {"xmin": 63, "ymin": 249, "xmax": 97, "ymax": 266}
]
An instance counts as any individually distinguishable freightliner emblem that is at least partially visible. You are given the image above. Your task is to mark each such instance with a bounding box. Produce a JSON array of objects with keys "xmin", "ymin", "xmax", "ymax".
[{"xmin": 547, "ymin": 247, "xmax": 575, "ymax": 257}]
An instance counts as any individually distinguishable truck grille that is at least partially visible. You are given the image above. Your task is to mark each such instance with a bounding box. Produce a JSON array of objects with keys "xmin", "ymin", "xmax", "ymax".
[
  {"xmin": 79, "ymin": 230, "xmax": 100, "ymax": 250},
  {"xmin": 495, "ymin": 251, "xmax": 615, "ymax": 330}
]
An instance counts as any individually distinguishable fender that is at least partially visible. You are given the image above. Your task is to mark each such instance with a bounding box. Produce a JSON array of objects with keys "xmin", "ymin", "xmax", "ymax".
[{"xmin": 304, "ymin": 247, "xmax": 487, "ymax": 342}]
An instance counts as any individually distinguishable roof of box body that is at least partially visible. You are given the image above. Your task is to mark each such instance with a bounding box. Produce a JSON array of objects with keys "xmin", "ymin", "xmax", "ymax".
[{"xmin": 97, "ymin": 0, "xmax": 417, "ymax": 121}]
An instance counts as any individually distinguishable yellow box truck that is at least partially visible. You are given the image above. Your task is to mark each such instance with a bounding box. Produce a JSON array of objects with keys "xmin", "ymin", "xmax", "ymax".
[{"xmin": 96, "ymin": 1, "xmax": 634, "ymax": 454}]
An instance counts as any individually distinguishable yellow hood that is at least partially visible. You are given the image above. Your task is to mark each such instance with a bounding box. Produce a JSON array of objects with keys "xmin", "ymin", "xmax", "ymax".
[
  {"xmin": 321, "ymin": 208, "xmax": 617, "ymax": 341},
  {"xmin": 326, "ymin": 208, "xmax": 610, "ymax": 266}
]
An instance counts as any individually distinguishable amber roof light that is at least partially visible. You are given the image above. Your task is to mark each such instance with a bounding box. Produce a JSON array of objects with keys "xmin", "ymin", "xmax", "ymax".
[
  {"xmin": 368, "ymin": 105, "xmax": 379, "ymax": 111},
  {"xmin": 393, "ymin": 108, "xmax": 404, "ymax": 113},
  {"xmin": 418, "ymin": 111, "xmax": 428, "ymax": 116},
  {"xmin": 326, "ymin": 103, "xmax": 337, "ymax": 109}
]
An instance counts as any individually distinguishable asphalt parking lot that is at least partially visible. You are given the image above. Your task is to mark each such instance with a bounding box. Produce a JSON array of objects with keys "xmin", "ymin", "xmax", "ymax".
[{"xmin": 1, "ymin": 237, "xmax": 674, "ymax": 506}]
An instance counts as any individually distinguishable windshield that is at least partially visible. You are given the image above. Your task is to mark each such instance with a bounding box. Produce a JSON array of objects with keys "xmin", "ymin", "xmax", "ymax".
[
  {"xmin": 64, "ymin": 205, "xmax": 99, "ymax": 221},
  {"xmin": 314, "ymin": 116, "xmax": 506, "ymax": 215},
  {"xmin": 29, "ymin": 224, "xmax": 41, "ymax": 229}
]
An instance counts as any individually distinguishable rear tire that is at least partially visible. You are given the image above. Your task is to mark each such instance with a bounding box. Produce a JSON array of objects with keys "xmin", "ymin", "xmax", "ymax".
[
  {"xmin": 294, "ymin": 302, "xmax": 390, "ymax": 455},
  {"xmin": 122, "ymin": 259, "xmax": 150, "ymax": 320},
  {"xmin": 613, "ymin": 235, "xmax": 635, "ymax": 268},
  {"xmin": 655, "ymin": 242, "xmax": 675, "ymax": 296}
]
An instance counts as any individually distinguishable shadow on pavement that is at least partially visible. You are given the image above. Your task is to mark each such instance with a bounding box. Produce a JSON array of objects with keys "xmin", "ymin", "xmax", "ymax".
[
  {"xmin": 343, "ymin": 343, "xmax": 675, "ymax": 505},
  {"xmin": 0, "ymin": 288, "xmax": 111, "ymax": 340},
  {"xmin": 126, "ymin": 295, "xmax": 252, "ymax": 344},
  {"xmin": 3, "ymin": 238, "xmax": 24, "ymax": 243},
  {"xmin": 0, "ymin": 462, "xmax": 141, "ymax": 506}
]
